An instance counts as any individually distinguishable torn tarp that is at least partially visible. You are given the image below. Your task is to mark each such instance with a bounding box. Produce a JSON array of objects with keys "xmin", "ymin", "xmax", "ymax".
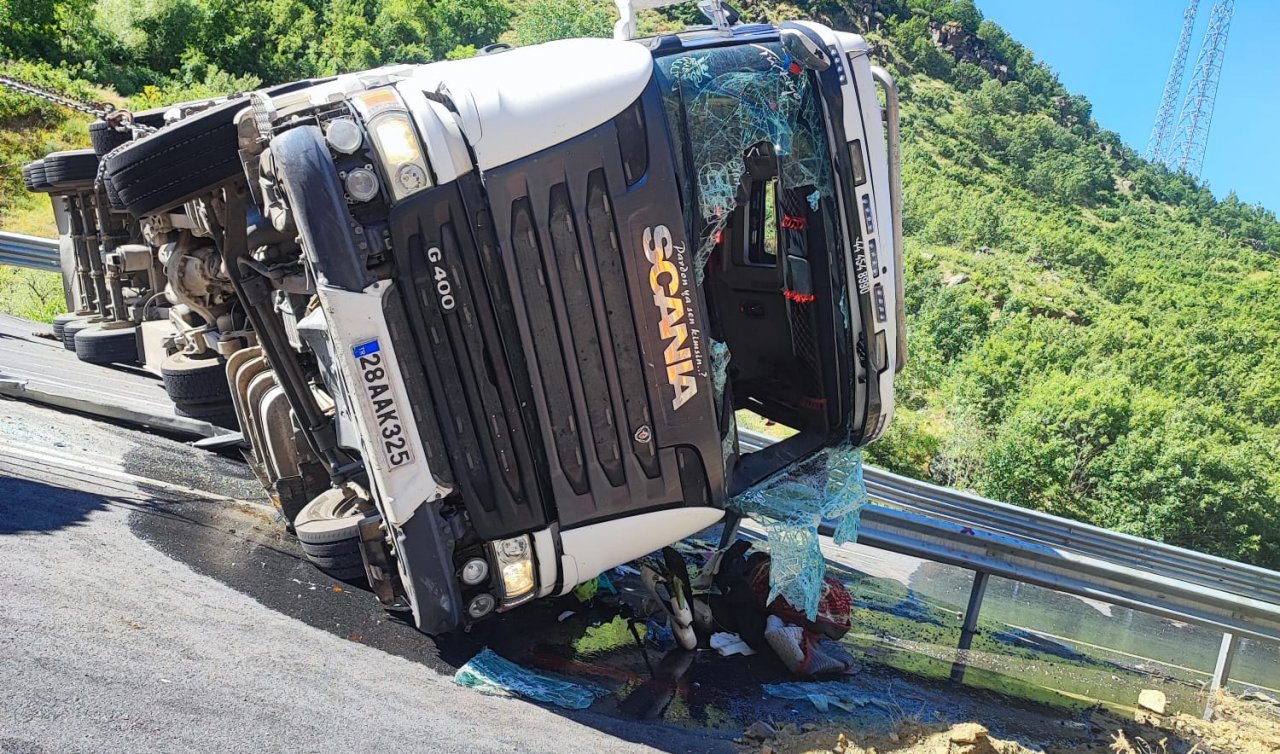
[
  {"xmin": 454, "ymin": 648, "xmax": 607, "ymax": 710},
  {"xmin": 729, "ymin": 445, "xmax": 868, "ymax": 620}
]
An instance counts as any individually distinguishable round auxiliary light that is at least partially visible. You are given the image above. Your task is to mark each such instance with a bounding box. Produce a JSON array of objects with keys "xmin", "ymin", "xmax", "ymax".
[
  {"xmin": 345, "ymin": 167, "xmax": 379, "ymax": 202},
  {"xmin": 499, "ymin": 537, "xmax": 528, "ymax": 560},
  {"xmin": 325, "ymin": 118, "xmax": 363, "ymax": 154},
  {"xmin": 467, "ymin": 593, "xmax": 496, "ymax": 620},
  {"xmin": 460, "ymin": 557, "xmax": 489, "ymax": 586},
  {"xmin": 396, "ymin": 163, "xmax": 428, "ymax": 192}
]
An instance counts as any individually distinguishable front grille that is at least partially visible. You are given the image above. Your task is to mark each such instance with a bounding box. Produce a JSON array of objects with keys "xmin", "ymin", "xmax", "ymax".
[
  {"xmin": 386, "ymin": 180, "xmax": 549, "ymax": 541},
  {"xmin": 481, "ymin": 84, "xmax": 725, "ymax": 529},
  {"xmin": 385, "ymin": 82, "xmax": 726, "ymax": 536}
]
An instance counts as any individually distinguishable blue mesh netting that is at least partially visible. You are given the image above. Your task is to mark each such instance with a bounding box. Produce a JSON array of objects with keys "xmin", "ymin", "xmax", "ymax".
[
  {"xmin": 709, "ymin": 339, "xmax": 737, "ymax": 462},
  {"xmin": 729, "ymin": 445, "xmax": 869, "ymax": 620},
  {"xmin": 763, "ymin": 681, "xmax": 894, "ymax": 713},
  {"xmin": 454, "ymin": 648, "xmax": 607, "ymax": 709}
]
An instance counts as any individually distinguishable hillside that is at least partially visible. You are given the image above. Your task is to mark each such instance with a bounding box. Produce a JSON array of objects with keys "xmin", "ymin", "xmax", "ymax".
[{"xmin": 2, "ymin": 0, "xmax": 1278, "ymax": 567}]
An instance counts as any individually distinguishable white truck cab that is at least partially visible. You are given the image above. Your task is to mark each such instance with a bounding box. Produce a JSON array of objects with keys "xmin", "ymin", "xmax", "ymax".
[{"xmin": 30, "ymin": 1, "xmax": 903, "ymax": 635}]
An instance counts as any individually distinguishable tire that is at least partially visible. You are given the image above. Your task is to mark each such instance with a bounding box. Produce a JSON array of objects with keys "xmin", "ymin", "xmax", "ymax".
[
  {"xmin": 62, "ymin": 318, "xmax": 97, "ymax": 351},
  {"xmin": 51, "ymin": 312, "xmax": 84, "ymax": 341},
  {"xmin": 89, "ymin": 120, "xmax": 131, "ymax": 156},
  {"xmin": 22, "ymin": 160, "xmax": 48, "ymax": 192},
  {"xmin": 161, "ymin": 352, "xmax": 231, "ymax": 404},
  {"xmin": 294, "ymin": 489, "xmax": 364, "ymax": 545},
  {"xmin": 103, "ymin": 172, "xmax": 124, "ymax": 211},
  {"xmin": 174, "ymin": 400, "xmax": 239, "ymax": 429},
  {"xmin": 74, "ymin": 324, "xmax": 139, "ymax": 365},
  {"xmin": 44, "ymin": 149, "xmax": 99, "ymax": 190},
  {"xmin": 103, "ymin": 100, "xmax": 245, "ymax": 217},
  {"xmin": 294, "ymin": 488, "xmax": 367, "ymax": 581}
]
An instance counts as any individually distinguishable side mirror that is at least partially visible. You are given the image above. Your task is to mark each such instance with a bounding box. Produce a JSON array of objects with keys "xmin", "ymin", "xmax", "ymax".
[
  {"xmin": 781, "ymin": 28, "xmax": 831, "ymax": 71},
  {"xmin": 697, "ymin": 0, "xmax": 740, "ymax": 28}
]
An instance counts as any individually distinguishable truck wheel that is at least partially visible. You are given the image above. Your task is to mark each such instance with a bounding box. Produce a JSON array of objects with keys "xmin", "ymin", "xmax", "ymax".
[
  {"xmin": 103, "ymin": 100, "xmax": 244, "ymax": 217},
  {"xmin": 43, "ymin": 150, "xmax": 99, "ymax": 190},
  {"xmin": 103, "ymin": 172, "xmax": 124, "ymax": 211},
  {"xmin": 173, "ymin": 400, "xmax": 239, "ymax": 429},
  {"xmin": 74, "ymin": 324, "xmax": 139, "ymax": 365},
  {"xmin": 62, "ymin": 318, "xmax": 97, "ymax": 351},
  {"xmin": 52, "ymin": 312, "xmax": 87, "ymax": 341},
  {"xmin": 22, "ymin": 160, "xmax": 52, "ymax": 193},
  {"xmin": 89, "ymin": 121, "xmax": 131, "ymax": 156},
  {"xmin": 161, "ymin": 352, "xmax": 231, "ymax": 405},
  {"xmin": 294, "ymin": 489, "xmax": 367, "ymax": 582}
]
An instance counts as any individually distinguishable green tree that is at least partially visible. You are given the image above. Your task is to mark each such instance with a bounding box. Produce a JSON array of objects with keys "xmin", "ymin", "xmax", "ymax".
[{"xmin": 511, "ymin": 0, "xmax": 614, "ymax": 46}]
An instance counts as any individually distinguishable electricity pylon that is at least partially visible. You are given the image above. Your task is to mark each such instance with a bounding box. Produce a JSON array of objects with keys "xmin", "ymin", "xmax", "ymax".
[
  {"xmin": 1146, "ymin": 0, "xmax": 1199, "ymax": 164},
  {"xmin": 1169, "ymin": 0, "xmax": 1235, "ymax": 177}
]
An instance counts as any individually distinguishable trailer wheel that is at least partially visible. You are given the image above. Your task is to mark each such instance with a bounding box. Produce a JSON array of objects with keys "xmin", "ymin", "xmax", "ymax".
[
  {"xmin": 62, "ymin": 318, "xmax": 97, "ymax": 351},
  {"xmin": 89, "ymin": 121, "xmax": 131, "ymax": 156},
  {"xmin": 103, "ymin": 100, "xmax": 244, "ymax": 217},
  {"xmin": 43, "ymin": 149, "xmax": 99, "ymax": 190},
  {"xmin": 22, "ymin": 160, "xmax": 52, "ymax": 193},
  {"xmin": 52, "ymin": 312, "xmax": 87, "ymax": 341},
  {"xmin": 161, "ymin": 352, "xmax": 231, "ymax": 405},
  {"xmin": 294, "ymin": 488, "xmax": 367, "ymax": 582},
  {"xmin": 74, "ymin": 324, "xmax": 139, "ymax": 365}
]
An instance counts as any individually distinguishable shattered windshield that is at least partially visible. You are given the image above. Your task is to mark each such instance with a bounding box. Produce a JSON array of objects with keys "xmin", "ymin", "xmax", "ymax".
[
  {"xmin": 656, "ymin": 41, "xmax": 867, "ymax": 620},
  {"xmin": 656, "ymin": 41, "xmax": 836, "ymax": 282}
]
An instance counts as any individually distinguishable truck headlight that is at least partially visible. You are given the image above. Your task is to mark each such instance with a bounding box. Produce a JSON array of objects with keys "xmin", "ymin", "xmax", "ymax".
[
  {"xmin": 352, "ymin": 88, "xmax": 432, "ymax": 202},
  {"xmin": 491, "ymin": 535, "xmax": 536, "ymax": 601},
  {"xmin": 368, "ymin": 112, "xmax": 432, "ymax": 201}
]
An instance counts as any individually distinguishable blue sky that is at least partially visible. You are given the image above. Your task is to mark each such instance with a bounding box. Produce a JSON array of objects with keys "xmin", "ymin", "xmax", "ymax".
[{"xmin": 975, "ymin": 0, "xmax": 1279, "ymax": 212}]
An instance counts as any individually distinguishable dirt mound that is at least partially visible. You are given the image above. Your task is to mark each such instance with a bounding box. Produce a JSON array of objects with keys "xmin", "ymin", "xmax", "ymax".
[{"xmin": 752, "ymin": 692, "xmax": 1280, "ymax": 754}]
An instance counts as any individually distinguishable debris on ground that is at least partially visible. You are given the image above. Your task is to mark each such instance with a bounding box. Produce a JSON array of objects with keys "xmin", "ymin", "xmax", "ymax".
[
  {"xmin": 743, "ymin": 720, "xmax": 777, "ymax": 741},
  {"xmin": 750, "ymin": 692, "xmax": 1280, "ymax": 754},
  {"xmin": 757, "ymin": 720, "xmax": 1037, "ymax": 754},
  {"xmin": 761, "ymin": 681, "xmax": 890, "ymax": 713},
  {"xmin": 710, "ymin": 631, "xmax": 756, "ymax": 657},
  {"xmin": 453, "ymin": 647, "xmax": 606, "ymax": 710}
]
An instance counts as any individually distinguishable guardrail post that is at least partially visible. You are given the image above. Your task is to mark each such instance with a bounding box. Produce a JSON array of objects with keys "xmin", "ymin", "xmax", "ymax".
[
  {"xmin": 950, "ymin": 570, "xmax": 989, "ymax": 683},
  {"xmin": 1203, "ymin": 632, "xmax": 1238, "ymax": 720}
]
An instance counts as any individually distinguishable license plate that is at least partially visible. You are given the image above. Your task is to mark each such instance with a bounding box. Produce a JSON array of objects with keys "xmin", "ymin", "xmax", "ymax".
[{"xmin": 352, "ymin": 339, "xmax": 414, "ymax": 469}]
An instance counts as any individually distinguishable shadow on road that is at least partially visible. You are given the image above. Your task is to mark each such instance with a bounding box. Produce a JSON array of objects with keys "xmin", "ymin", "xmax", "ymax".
[{"xmin": 0, "ymin": 476, "xmax": 115, "ymax": 534}]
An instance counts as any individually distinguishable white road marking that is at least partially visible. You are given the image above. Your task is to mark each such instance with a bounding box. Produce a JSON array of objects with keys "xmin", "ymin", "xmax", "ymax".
[{"xmin": 0, "ymin": 438, "xmax": 271, "ymax": 511}]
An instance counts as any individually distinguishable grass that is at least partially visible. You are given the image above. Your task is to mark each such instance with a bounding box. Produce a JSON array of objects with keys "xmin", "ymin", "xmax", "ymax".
[
  {"xmin": 0, "ymin": 107, "xmax": 87, "ymax": 323},
  {"xmin": 0, "ymin": 189, "xmax": 66, "ymax": 323},
  {"xmin": 0, "ymin": 267, "xmax": 66, "ymax": 323}
]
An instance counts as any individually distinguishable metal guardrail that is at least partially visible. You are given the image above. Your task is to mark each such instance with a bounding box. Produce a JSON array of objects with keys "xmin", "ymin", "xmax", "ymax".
[
  {"xmin": 0, "ymin": 231, "xmax": 60, "ymax": 272},
  {"xmin": 737, "ymin": 429, "xmax": 1280, "ymax": 653}
]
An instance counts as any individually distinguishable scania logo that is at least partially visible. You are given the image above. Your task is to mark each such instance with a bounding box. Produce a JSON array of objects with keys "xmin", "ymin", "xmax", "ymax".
[{"xmin": 643, "ymin": 224, "xmax": 698, "ymax": 411}]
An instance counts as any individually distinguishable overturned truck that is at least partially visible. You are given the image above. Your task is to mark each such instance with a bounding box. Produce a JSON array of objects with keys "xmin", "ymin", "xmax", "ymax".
[{"xmin": 24, "ymin": 7, "xmax": 904, "ymax": 635}]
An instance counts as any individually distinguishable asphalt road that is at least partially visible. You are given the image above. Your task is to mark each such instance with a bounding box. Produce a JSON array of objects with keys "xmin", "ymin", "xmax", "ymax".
[
  {"xmin": 0, "ymin": 397, "xmax": 1098, "ymax": 754},
  {"xmin": 0, "ymin": 399, "xmax": 735, "ymax": 754}
]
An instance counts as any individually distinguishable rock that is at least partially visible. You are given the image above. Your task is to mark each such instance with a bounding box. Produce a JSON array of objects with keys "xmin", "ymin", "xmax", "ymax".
[
  {"xmin": 760, "ymin": 746, "xmax": 773, "ymax": 754},
  {"xmin": 834, "ymin": 732, "xmax": 849, "ymax": 754},
  {"xmin": 801, "ymin": 723, "xmax": 819, "ymax": 732},
  {"xmin": 1242, "ymin": 690, "xmax": 1280, "ymax": 707},
  {"xmin": 744, "ymin": 721, "xmax": 776, "ymax": 741},
  {"xmin": 948, "ymin": 723, "xmax": 988, "ymax": 744},
  {"xmin": 1138, "ymin": 689, "xmax": 1167, "ymax": 715},
  {"xmin": 1134, "ymin": 708, "xmax": 1162, "ymax": 726},
  {"xmin": 944, "ymin": 273, "xmax": 970, "ymax": 286}
]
